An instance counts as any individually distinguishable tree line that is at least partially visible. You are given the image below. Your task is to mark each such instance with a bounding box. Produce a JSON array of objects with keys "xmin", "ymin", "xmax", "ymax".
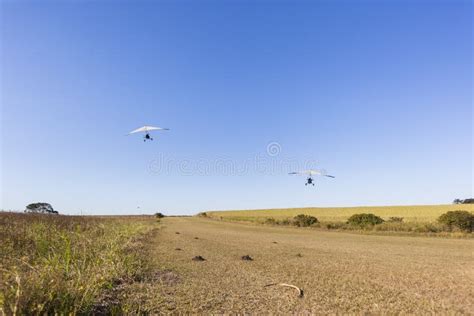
[{"xmin": 453, "ymin": 198, "xmax": 474, "ymax": 204}]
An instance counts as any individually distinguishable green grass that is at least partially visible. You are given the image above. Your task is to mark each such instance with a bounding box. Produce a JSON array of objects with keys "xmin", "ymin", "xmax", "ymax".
[
  {"xmin": 0, "ymin": 213, "xmax": 159, "ymax": 314},
  {"xmin": 207, "ymin": 204, "xmax": 474, "ymax": 223}
]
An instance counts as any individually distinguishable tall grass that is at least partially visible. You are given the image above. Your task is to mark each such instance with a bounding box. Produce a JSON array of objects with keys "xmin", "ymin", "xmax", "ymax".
[{"xmin": 0, "ymin": 213, "xmax": 158, "ymax": 314}]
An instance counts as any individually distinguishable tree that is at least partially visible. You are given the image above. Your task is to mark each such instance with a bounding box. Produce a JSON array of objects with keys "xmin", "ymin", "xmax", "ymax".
[
  {"xmin": 453, "ymin": 198, "xmax": 474, "ymax": 204},
  {"xmin": 25, "ymin": 202, "xmax": 58, "ymax": 214}
]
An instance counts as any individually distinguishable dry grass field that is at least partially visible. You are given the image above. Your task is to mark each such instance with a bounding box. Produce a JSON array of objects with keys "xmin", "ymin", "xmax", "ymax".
[
  {"xmin": 206, "ymin": 204, "xmax": 474, "ymax": 223},
  {"xmin": 2, "ymin": 214, "xmax": 473, "ymax": 314},
  {"xmin": 142, "ymin": 217, "xmax": 473, "ymax": 314}
]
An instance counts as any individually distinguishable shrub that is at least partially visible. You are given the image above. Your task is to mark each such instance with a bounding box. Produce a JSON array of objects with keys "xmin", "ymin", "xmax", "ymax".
[
  {"xmin": 264, "ymin": 218, "xmax": 277, "ymax": 225},
  {"xmin": 278, "ymin": 219, "xmax": 291, "ymax": 226},
  {"xmin": 154, "ymin": 212, "xmax": 165, "ymax": 219},
  {"xmin": 387, "ymin": 217, "xmax": 404, "ymax": 223},
  {"xmin": 347, "ymin": 213, "xmax": 384, "ymax": 227},
  {"xmin": 397, "ymin": 222, "xmax": 440, "ymax": 233},
  {"xmin": 197, "ymin": 212, "xmax": 208, "ymax": 217},
  {"xmin": 325, "ymin": 222, "xmax": 346, "ymax": 230},
  {"xmin": 418, "ymin": 223, "xmax": 442, "ymax": 233},
  {"xmin": 373, "ymin": 222, "xmax": 407, "ymax": 232},
  {"xmin": 437, "ymin": 210, "xmax": 474, "ymax": 232},
  {"xmin": 293, "ymin": 214, "xmax": 319, "ymax": 227}
]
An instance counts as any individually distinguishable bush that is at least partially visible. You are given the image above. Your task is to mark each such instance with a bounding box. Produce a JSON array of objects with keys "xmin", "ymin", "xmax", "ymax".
[
  {"xmin": 437, "ymin": 210, "xmax": 474, "ymax": 232},
  {"xmin": 325, "ymin": 222, "xmax": 346, "ymax": 230},
  {"xmin": 347, "ymin": 213, "xmax": 384, "ymax": 227},
  {"xmin": 197, "ymin": 212, "xmax": 208, "ymax": 217},
  {"xmin": 278, "ymin": 218, "xmax": 291, "ymax": 226},
  {"xmin": 373, "ymin": 222, "xmax": 407, "ymax": 232},
  {"xmin": 293, "ymin": 214, "xmax": 319, "ymax": 227},
  {"xmin": 154, "ymin": 212, "xmax": 165, "ymax": 219},
  {"xmin": 414, "ymin": 223, "xmax": 442, "ymax": 233},
  {"xmin": 387, "ymin": 217, "xmax": 404, "ymax": 223},
  {"xmin": 264, "ymin": 218, "xmax": 277, "ymax": 225}
]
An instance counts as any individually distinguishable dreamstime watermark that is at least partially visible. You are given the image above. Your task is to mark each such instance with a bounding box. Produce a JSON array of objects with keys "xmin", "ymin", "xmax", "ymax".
[
  {"xmin": 266, "ymin": 141, "xmax": 281, "ymax": 157},
  {"xmin": 148, "ymin": 141, "xmax": 318, "ymax": 176}
]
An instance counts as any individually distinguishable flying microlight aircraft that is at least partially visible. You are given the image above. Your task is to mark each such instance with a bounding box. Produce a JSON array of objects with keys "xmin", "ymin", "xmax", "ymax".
[
  {"xmin": 128, "ymin": 125, "xmax": 169, "ymax": 142},
  {"xmin": 289, "ymin": 169, "xmax": 335, "ymax": 186}
]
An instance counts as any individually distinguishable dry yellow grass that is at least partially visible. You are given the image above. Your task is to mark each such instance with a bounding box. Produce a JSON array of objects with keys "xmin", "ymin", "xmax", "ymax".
[
  {"xmin": 138, "ymin": 217, "xmax": 474, "ymax": 314},
  {"xmin": 0, "ymin": 213, "xmax": 159, "ymax": 314},
  {"xmin": 207, "ymin": 204, "xmax": 474, "ymax": 222},
  {"xmin": 3, "ymin": 214, "xmax": 473, "ymax": 313}
]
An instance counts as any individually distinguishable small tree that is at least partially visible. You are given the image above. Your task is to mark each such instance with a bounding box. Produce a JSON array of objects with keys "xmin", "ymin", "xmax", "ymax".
[
  {"xmin": 25, "ymin": 202, "xmax": 58, "ymax": 214},
  {"xmin": 155, "ymin": 212, "xmax": 165, "ymax": 219},
  {"xmin": 347, "ymin": 213, "xmax": 384, "ymax": 226},
  {"xmin": 438, "ymin": 210, "xmax": 474, "ymax": 232},
  {"xmin": 453, "ymin": 198, "xmax": 474, "ymax": 204},
  {"xmin": 293, "ymin": 214, "xmax": 319, "ymax": 227}
]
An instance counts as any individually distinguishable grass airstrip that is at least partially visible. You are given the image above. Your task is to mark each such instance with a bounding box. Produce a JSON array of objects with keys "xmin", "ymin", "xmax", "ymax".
[{"xmin": 1, "ymin": 204, "xmax": 473, "ymax": 314}]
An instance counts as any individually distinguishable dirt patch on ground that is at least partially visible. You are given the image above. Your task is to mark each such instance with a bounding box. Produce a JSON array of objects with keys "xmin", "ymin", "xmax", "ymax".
[
  {"xmin": 148, "ymin": 270, "xmax": 181, "ymax": 285},
  {"xmin": 92, "ymin": 269, "xmax": 181, "ymax": 314}
]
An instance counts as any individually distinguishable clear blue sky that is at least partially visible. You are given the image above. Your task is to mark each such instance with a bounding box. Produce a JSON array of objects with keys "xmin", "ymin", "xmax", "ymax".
[{"xmin": 1, "ymin": 0, "xmax": 472, "ymax": 215}]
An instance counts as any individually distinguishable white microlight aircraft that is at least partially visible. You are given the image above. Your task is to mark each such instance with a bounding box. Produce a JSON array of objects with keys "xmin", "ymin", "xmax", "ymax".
[
  {"xmin": 289, "ymin": 169, "xmax": 335, "ymax": 186},
  {"xmin": 128, "ymin": 125, "xmax": 169, "ymax": 142}
]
